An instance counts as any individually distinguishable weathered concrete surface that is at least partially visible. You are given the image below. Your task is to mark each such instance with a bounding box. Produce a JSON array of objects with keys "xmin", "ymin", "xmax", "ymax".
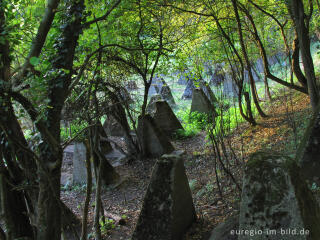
[
  {"xmin": 159, "ymin": 81, "xmax": 176, "ymax": 107},
  {"xmin": 209, "ymin": 215, "xmax": 239, "ymax": 240},
  {"xmin": 61, "ymin": 172, "xmax": 72, "ymax": 186},
  {"xmin": 72, "ymin": 140, "xmax": 119, "ymax": 186},
  {"xmin": 296, "ymin": 103, "xmax": 320, "ymax": 184},
  {"xmin": 103, "ymin": 116, "xmax": 124, "ymax": 137},
  {"xmin": 223, "ymin": 73, "xmax": 238, "ymax": 97},
  {"xmin": 105, "ymin": 149, "xmax": 127, "ymax": 167},
  {"xmin": 210, "ymin": 64, "xmax": 225, "ymax": 86},
  {"xmin": 97, "ymin": 122, "xmax": 113, "ymax": 154},
  {"xmin": 146, "ymin": 94, "xmax": 162, "ymax": 114},
  {"xmin": 126, "ymin": 80, "xmax": 138, "ymax": 90},
  {"xmin": 239, "ymin": 151, "xmax": 320, "ymax": 240},
  {"xmin": 190, "ymin": 88, "xmax": 217, "ymax": 117},
  {"xmin": 181, "ymin": 77, "xmax": 195, "ymax": 99},
  {"xmin": 132, "ymin": 154, "xmax": 196, "ymax": 240},
  {"xmin": 200, "ymin": 81, "xmax": 218, "ymax": 105},
  {"xmin": 137, "ymin": 114, "xmax": 174, "ymax": 157},
  {"xmin": 153, "ymin": 100, "xmax": 183, "ymax": 137},
  {"xmin": 72, "ymin": 142, "xmax": 88, "ymax": 185},
  {"xmin": 148, "ymin": 76, "xmax": 163, "ymax": 96}
]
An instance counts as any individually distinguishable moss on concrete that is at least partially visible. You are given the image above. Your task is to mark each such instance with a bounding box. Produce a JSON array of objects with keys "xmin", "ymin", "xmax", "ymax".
[{"xmin": 239, "ymin": 151, "xmax": 320, "ymax": 240}]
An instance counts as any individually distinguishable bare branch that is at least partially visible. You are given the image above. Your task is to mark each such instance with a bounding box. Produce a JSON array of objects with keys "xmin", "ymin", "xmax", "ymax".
[{"xmin": 82, "ymin": 0, "xmax": 121, "ymax": 27}]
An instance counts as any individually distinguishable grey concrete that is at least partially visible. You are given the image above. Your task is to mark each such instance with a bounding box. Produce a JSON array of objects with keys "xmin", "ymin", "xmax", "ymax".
[
  {"xmin": 146, "ymin": 94, "xmax": 162, "ymax": 114},
  {"xmin": 72, "ymin": 142, "xmax": 88, "ymax": 185},
  {"xmin": 181, "ymin": 77, "xmax": 195, "ymax": 99},
  {"xmin": 132, "ymin": 154, "xmax": 196, "ymax": 240},
  {"xmin": 190, "ymin": 88, "xmax": 217, "ymax": 117},
  {"xmin": 209, "ymin": 215, "xmax": 239, "ymax": 240},
  {"xmin": 296, "ymin": 104, "xmax": 320, "ymax": 185},
  {"xmin": 137, "ymin": 114, "xmax": 174, "ymax": 157},
  {"xmin": 153, "ymin": 100, "xmax": 183, "ymax": 137},
  {"xmin": 103, "ymin": 116, "xmax": 124, "ymax": 137},
  {"xmin": 239, "ymin": 151, "xmax": 320, "ymax": 240},
  {"xmin": 158, "ymin": 79, "xmax": 176, "ymax": 107}
]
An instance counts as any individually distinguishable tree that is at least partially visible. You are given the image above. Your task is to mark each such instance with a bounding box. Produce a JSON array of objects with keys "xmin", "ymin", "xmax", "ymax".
[
  {"xmin": 0, "ymin": 0, "xmax": 120, "ymax": 238},
  {"xmin": 286, "ymin": 0, "xmax": 319, "ymax": 111}
]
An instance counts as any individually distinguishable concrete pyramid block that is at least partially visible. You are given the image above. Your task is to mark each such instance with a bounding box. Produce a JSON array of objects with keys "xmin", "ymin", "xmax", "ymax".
[
  {"xmin": 153, "ymin": 100, "xmax": 183, "ymax": 137},
  {"xmin": 190, "ymin": 88, "xmax": 217, "ymax": 117},
  {"xmin": 132, "ymin": 154, "xmax": 196, "ymax": 240},
  {"xmin": 137, "ymin": 114, "xmax": 174, "ymax": 157},
  {"xmin": 239, "ymin": 151, "xmax": 320, "ymax": 240}
]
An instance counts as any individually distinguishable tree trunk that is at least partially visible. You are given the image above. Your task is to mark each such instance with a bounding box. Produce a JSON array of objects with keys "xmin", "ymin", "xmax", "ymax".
[
  {"xmin": 232, "ymin": 0, "xmax": 267, "ymax": 118},
  {"xmin": 289, "ymin": 0, "xmax": 319, "ymax": 111},
  {"xmin": 94, "ymin": 163, "xmax": 103, "ymax": 240},
  {"xmin": 81, "ymin": 140, "xmax": 92, "ymax": 240},
  {"xmin": 264, "ymin": 75, "xmax": 272, "ymax": 101},
  {"xmin": 36, "ymin": 0, "xmax": 85, "ymax": 238},
  {"xmin": 291, "ymin": 33, "xmax": 308, "ymax": 88},
  {"xmin": 238, "ymin": 92, "xmax": 256, "ymax": 126},
  {"xmin": 37, "ymin": 149, "xmax": 63, "ymax": 240},
  {"xmin": 0, "ymin": 170, "xmax": 35, "ymax": 239},
  {"xmin": 243, "ymin": 0, "xmax": 308, "ymax": 94},
  {"xmin": 0, "ymin": 226, "xmax": 5, "ymax": 240}
]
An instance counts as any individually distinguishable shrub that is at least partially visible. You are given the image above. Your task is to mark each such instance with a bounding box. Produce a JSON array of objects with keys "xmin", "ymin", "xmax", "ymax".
[{"xmin": 60, "ymin": 121, "xmax": 88, "ymax": 142}]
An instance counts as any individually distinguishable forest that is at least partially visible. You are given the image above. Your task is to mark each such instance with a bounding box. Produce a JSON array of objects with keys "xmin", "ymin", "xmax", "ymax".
[{"xmin": 1, "ymin": 0, "xmax": 320, "ymax": 239}]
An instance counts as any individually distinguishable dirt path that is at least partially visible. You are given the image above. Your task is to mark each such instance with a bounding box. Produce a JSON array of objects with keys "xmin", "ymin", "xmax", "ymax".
[{"xmin": 61, "ymin": 91, "xmax": 313, "ymax": 240}]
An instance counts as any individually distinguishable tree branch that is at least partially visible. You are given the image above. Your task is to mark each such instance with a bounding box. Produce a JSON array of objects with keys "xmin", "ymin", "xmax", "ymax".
[
  {"xmin": 13, "ymin": 0, "xmax": 61, "ymax": 84},
  {"xmin": 8, "ymin": 91, "xmax": 60, "ymax": 154},
  {"xmin": 82, "ymin": 0, "xmax": 121, "ymax": 27}
]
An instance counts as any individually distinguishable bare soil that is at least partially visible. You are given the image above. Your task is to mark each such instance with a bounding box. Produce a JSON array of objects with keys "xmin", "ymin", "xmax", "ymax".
[{"xmin": 61, "ymin": 90, "xmax": 316, "ymax": 240}]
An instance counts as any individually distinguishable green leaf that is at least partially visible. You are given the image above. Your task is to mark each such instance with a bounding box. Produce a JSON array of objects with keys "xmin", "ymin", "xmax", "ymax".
[
  {"xmin": 62, "ymin": 69, "xmax": 70, "ymax": 74},
  {"xmin": 29, "ymin": 56, "xmax": 40, "ymax": 66}
]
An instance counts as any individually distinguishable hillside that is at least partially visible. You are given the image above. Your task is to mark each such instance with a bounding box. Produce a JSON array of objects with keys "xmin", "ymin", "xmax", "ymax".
[
  {"xmin": 60, "ymin": 89, "xmax": 315, "ymax": 240},
  {"xmin": 3, "ymin": 1, "xmax": 320, "ymax": 239}
]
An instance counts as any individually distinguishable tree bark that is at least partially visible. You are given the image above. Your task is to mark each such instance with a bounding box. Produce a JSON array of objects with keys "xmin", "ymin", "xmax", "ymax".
[
  {"xmin": 241, "ymin": 0, "xmax": 308, "ymax": 94},
  {"xmin": 0, "ymin": 169, "xmax": 34, "ymax": 239},
  {"xmin": 0, "ymin": 226, "xmax": 5, "ymax": 240},
  {"xmin": 37, "ymin": 1, "xmax": 85, "ymax": 239},
  {"xmin": 94, "ymin": 163, "xmax": 103, "ymax": 240},
  {"xmin": 232, "ymin": 0, "xmax": 267, "ymax": 118},
  {"xmin": 80, "ymin": 140, "xmax": 92, "ymax": 240},
  {"xmin": 288, "ymin": 0, "xmax": 319, "ymax": 111},
  {"xmin": 291, "ymin": 33, "xmax": 308, "ymax": 88}
]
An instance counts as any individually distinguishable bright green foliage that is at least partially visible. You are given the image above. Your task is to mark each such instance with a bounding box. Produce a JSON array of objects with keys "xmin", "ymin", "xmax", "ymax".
[
  {"xmin": 100, "ymin": 218, "xmax": 116, "ymax": 235},
  {"xmin": 174, "ymin": 109, "xmax": 209, "ymax": 139},
  {"xmin": 60, "ymin": 121, "xmax": 88, "ymax": 141}
]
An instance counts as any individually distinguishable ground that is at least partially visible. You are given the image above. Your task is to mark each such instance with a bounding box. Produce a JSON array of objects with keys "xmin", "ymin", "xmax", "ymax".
[{"xmin": 61, "ymin": 89, "xmax": 317, "ymax": 240}]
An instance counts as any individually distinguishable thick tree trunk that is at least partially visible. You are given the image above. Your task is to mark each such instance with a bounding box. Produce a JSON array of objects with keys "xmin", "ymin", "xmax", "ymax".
[
  {"xmin": 0, "ymin": 170, "xmax": 34, "ymax": 239},
  {"xmin": 37, "ymin": 152, "xmax": 62, "ymax": 240},
  {"xmin": 289, "ymin": 0, "xmax": 319, "ymax": 111},
  {"xmin": 36, "ymin": 0, "xmax": 85, "ymax": 238},
  {"xmin": 291, "ymin": 33, "xmax": 308, "ymax": 88}
]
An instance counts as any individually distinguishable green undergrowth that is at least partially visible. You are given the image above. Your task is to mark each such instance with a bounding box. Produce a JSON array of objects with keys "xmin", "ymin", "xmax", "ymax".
[
  {"xmin": 174, "ymin": 109, "xmax": 204, "ymax": 139},
  {"xmin": 60, "ymin": 121, "xmax": 88, "ymax": 142}
]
